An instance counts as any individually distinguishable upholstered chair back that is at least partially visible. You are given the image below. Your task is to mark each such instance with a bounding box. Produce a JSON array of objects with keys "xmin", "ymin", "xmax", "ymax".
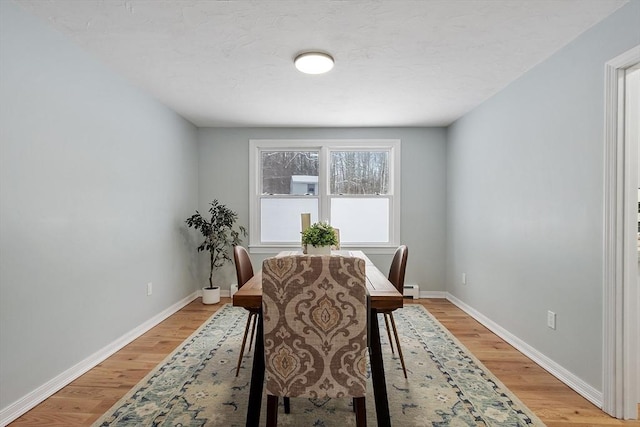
[{"xmin": 262, "ymin": 255, "xmax": 368, "ymax": 399}]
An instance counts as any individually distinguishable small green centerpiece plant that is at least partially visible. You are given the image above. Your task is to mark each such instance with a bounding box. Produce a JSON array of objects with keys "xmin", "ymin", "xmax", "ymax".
[{"xmin": 302, "ymin": 221, "xmax": 338, "ymax": 248}]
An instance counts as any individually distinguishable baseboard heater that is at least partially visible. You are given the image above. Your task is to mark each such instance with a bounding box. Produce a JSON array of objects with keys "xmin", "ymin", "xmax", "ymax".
[{"xmin": 403, "ymin": 284, "xmax": 419, "ymax": 299}]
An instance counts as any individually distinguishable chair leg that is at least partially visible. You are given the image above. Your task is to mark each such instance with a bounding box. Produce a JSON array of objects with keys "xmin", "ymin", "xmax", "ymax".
[
  {"xmin": 247, "ymin": 312, "xmax": 257, "ymax": 351},
  {"xmin": 283, "ymin": 397, "xmax": 290, "ymax": 414},
  {"xmin": 383, "ymin": 313, "xmax": 395, "ymax": 354},
  {"xmin": 389, "ymin": 313, "xmax": 407, "ymax": 378},
  {"xmin": 235, "ymin": 313, "xmax": 253, "ymax": 377},
  {"xmin": 354, "ymin": 397, "xmax": 366, "ymax": 427},
  {"xmin": 266, "ymin": 395, "xmax": 278, "ymax": 427}
]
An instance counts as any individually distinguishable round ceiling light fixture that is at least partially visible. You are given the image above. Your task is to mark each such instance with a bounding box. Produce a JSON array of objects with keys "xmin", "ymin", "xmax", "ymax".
[{"xmin": 294, "ymin": 52, "xmax": 334, "ymax": 74}]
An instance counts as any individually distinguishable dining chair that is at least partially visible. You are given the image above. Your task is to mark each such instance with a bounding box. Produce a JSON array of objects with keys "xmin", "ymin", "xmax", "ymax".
[
  {"xmin": 262, "ymin": 255, "xmax": 368, "ymax": 427},
  {"xmin": 233, "ymin": 245, "xmax": 257, "ymax": 377},
  {"xmin": 381, "ymin": 245, "xmax": 408, "ymax": 378}
]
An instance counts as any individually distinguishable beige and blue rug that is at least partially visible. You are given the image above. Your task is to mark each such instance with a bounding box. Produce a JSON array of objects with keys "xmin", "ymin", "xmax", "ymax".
[{"xmin": 94, "ymin": 304, "xmax": 545, "ymax": 426}]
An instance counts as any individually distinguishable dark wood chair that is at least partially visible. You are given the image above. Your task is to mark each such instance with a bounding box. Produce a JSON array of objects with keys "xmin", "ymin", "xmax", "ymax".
[
  {"xmin": 262, "ymin": 255, "xmax": 367, "ymax": 427},
  {"xmin": 233, "ymin": 245, "xmax": 257, "ymax": 377},
  {"xmin": 381, "ymin": 245, "xmax": 408, "ymax": 378}
]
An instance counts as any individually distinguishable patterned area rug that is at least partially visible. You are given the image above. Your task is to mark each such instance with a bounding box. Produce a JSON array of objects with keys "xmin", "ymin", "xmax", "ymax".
[{"xmin": 94, "ymin": 304, "xmax": 545, "ymax": 426}]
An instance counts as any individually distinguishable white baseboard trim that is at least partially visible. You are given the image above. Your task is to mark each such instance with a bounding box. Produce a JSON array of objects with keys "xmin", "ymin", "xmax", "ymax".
[
  {"xmin": 418, "ymin": 291, "xmax": 447, "ymax": 299},
  {"xmin": 0, "ymin": 292, "xmax": 199, "ymax": 426},
  {"xmin": 445, "ymin": 293, "xmax": 603, "ymax": 408}
]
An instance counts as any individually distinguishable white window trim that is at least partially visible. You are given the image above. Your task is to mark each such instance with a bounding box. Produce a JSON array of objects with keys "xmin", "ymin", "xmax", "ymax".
[{"xmin": 249, "ymin": 139, "xmax": 401, "ymax": 254}]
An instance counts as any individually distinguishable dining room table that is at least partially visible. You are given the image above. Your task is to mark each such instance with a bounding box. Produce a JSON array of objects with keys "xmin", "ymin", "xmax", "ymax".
[{"xmin": 232, "ymin": 250, "xmax": 404, "ymax": 427}]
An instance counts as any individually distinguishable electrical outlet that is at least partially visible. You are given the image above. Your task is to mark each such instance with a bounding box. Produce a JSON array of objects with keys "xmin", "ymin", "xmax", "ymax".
[
  {"xmin": 547, "ymin": 310, "xmax": 556, "ymax": 329},
  {"xmin": 147, "ymin": 282, "xmax": 153, "ymax": 296},
  {"xmin": 462, "ymin": 273, "xmax": 467, "ymax": 285}
]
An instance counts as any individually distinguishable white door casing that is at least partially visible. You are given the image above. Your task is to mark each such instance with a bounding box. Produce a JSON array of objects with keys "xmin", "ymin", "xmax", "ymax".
[{"xmin": 603, "ymin": 45, "xmax": 640, "ymax": 419}]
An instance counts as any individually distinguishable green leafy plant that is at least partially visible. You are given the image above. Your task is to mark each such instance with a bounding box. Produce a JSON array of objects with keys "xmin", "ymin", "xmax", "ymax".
[
  {"xmin": 186, "ymin": 200, "xmax": 247, "ymax": 289},
  {"xmin": 301, "ymin": 221, "xmax": 338, "ymax": 248}
]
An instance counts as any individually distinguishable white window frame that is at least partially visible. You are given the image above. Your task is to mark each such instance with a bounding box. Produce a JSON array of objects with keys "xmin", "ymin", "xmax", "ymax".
[{"xmin": 249, "ymin": 139, "xmax": 401, "ymax": 254}]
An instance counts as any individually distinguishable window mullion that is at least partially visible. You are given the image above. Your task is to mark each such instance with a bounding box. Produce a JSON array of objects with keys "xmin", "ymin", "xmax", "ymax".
[{"xmin": 319, "ymin": 146, "xmax": 330, "ymax": 222}]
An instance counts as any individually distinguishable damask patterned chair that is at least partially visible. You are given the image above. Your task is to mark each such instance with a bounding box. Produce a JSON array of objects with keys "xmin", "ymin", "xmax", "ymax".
[
  {"xmin": 233, "ymin": 245, "xmax": 257, "ymax": 377},
  {"xmin": 262, "ymin": 255, "xmax": 368, "ymax": 427},
  {"xmin": 380, "ymin": 245, "xmax": 408, "ymax": 378}
]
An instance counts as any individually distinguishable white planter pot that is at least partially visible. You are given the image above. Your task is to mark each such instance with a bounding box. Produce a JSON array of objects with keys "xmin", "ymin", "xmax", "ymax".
[
  {"xmin": 202, "ymin": 286, "xmax": 220, "ymax": 304},
  {"xmin": 306, "ymin": 245, "xmax": 331, "ymax": 255}
]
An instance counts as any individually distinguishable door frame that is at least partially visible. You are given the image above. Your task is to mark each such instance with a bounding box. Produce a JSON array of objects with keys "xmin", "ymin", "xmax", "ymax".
[{"xmin": 603, "ymin": 44, "xmax": 640, "ymax": 419}]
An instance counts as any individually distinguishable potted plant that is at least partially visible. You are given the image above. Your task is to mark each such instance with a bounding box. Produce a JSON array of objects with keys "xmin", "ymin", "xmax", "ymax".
[
  {"xmin": 186, "ymin": 200, "xmax": 247, "ymax": 304},
  {"xmin": 301, "ymin": 221, "xmax": 338, "ymax": 255}
]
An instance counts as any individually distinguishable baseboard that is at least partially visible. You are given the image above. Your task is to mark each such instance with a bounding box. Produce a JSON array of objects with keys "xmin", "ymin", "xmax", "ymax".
[
  {"xmin": 0, "ymin": 292, "xmax": 199, "ymax": 426},
  {"xmin": 418, "ymin": 291, "xmax": 447, "ymax": 299},
  {"xmin": 445, "ymin": 293, "xmax": 603, "ymax": 408}
]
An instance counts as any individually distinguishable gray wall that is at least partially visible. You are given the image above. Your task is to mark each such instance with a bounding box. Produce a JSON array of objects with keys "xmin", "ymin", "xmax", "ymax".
[
  {"xmin": 446, "ymin": 1, "xmax": 640, "ymax": 391},
  {"xmin": 0, "ymin": 2, "xmax": 199, "ymax": 410},
  {"xmin": 197, "ymin": 127, "xmax": 447, "ymax": 291}
]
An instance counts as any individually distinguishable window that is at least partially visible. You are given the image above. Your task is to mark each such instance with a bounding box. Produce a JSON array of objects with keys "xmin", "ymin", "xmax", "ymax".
[{"xmin": 249, "ymin": 140, "xmax": 400, "ymax": 252}]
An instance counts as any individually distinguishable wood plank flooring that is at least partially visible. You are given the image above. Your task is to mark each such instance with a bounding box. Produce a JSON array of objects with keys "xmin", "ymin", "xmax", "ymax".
[{"xmin": 9, "ymin": 298, "xmax": 640, "ymax": 426}]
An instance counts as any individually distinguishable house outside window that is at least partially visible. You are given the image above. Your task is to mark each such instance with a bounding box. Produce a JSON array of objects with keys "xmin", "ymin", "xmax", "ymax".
[{"xmin": 249, "ymin": 139, "xmax": 401, "ymax": 253}]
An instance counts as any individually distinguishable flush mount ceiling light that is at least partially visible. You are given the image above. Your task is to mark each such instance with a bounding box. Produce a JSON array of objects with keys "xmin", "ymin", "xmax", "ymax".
[{"xmin": 294, "ymin": 52, "xmax": 334, "ymax": 74}]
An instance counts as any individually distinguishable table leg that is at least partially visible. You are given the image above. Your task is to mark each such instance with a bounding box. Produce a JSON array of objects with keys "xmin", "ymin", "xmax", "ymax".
[
  {"xmin": 369, "ymin": 307, "xmax": 391, "ymax": 427},
  {"xmin": 246, "ymin": 309, "xmax": 264, "ymax": 427}
]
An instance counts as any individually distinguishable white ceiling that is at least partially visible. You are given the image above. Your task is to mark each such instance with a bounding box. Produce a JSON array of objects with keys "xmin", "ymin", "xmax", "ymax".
[{"xmin": 14, "ymin": 0, "xmax": 627, "ymax": 127}]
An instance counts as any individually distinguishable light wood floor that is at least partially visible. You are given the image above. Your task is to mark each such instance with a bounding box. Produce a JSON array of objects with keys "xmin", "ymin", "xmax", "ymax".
[{"xmin": 9, "ymin": 298, "xmax": 640, "ymax": 426}]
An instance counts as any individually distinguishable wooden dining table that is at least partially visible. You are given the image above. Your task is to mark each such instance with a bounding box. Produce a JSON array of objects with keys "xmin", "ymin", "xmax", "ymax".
[{"xmin": 233, "ymin": 250, "xmax": 403, "ymax": 427}]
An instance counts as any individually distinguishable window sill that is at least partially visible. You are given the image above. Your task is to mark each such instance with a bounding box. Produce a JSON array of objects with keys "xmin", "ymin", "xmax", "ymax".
[{"xmin": 248, "ymin": 245, "xmax": 398, "ymax": 255}]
